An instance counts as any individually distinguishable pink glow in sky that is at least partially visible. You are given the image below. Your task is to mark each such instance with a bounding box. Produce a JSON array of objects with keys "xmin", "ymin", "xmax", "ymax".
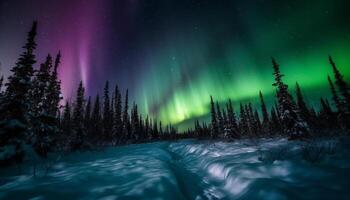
[{"xmin": 0, "ymin": 0, "xmax": 111, "ymax": 99}]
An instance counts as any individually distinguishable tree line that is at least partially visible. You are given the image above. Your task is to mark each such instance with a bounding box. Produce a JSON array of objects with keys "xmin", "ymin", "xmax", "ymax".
[
  {"xmin": 194, "ymin": 57, "xmax": 350, "ymax": 140},
  {"xmin": 0, "ymin": 22, "xmax": 181, "ymax": 167},
  {"xmin": 1, "ymin": 21, "xmax": 349, "ymax": 167}
]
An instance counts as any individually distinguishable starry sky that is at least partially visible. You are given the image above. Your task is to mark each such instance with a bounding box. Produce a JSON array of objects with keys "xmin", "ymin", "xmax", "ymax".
[{"xmin": 1, "ymin": 0, "xmax": 350, "ymax": 130}]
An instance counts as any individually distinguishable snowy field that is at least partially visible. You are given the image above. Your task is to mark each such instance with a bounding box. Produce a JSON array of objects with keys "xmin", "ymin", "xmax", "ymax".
[{"xmin": 1, "ymin": 137, "xmax": 350, "ymax": 200}]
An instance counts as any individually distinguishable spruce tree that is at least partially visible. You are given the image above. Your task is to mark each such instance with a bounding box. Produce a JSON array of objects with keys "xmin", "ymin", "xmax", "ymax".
[
  {"xmin": 72, "ymin": 81, "xmax": 85, "ymax": 150},
  {"xmin": 210, "ymin": 96, "xmax": 219, "ymax": 139},
  {"xmin": 329, "ymin": 56, "xmax": 350, "ymax": 111},
  {"xmin": 47, "ymin": 51, "xmax": 62, "ymax": 116},
  {"xmin": 222, "ymin": 108, "xmax": 228, "ymax": 137},
  {"xmin": 152, "ymin": 119, "xmax": 159, "ymax": 139},
  {"xmin": 270, "ymin": 107, "xmax": 281, "ymax": 135},
  {"xmin": 319, "ymin": 98, "xmax": 337, "ymax": 131},
  {"xmin": 91, "ymin": 95, "xmax": 101, "ymax": 145},
  {"xmin": 103, "ymin": 81, "xmax": 112, "ymax": 142},
  {"xmin": 216, "ymin": 101, "xmax": 224, "ymax": 137},
  {"xmin": 328, "ymin": 76, "xmax": 342, "ymax": 113},
  {"xmin": 0, "ymin": 21, "xmax": 37, "ymax": 165},
  {"xmin": 122, "ymin": 89, "xmax": 129, "ymax": 141},
  {"xmin": 295, "ymin": 82, "xmax": 311, "ymax": 125},
  {"xmin": 254, "ymin": 109, "xmax": 262, "ymax": 136},
  {"xmin": 113, "ymin": 85, "xmax": 122, "ymax": 144},
  {"xmin": 259, "ymin": 91, "xmax": 270, "ymax": 135},
  {"xmin": 84, "ymin": 96, "xmax": 91, "ymax": 139},
  {"xmin": 226, "ymin": 99, "xmax": 239, "ymax": 138},
  {"xmin": 31, "ymin": 55, "xmax": 57, "ymax": 157},
  {"xmin": 271, "ymin": 57, "xmax": 308, "ymax": 139},
  {"xmin": 145, "ymin": 115, "xmax": 150, "ymax": 140},
  {"xmin": 60, "ymin": 101, "xmax": 72, "ymax": 149},
  {"xmin": 131, "ymin": 102, "xmax": 140, "ymax": 141},
  {"xmin": 239, "ymin": 103, "xmax": 248, "ymax": 137}
]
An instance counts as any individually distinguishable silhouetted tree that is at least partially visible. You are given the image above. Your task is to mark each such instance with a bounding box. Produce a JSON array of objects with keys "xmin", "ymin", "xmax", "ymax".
[
  {"xmin": 103, "ymin": 81, "xmax": 112, "ymax": 142},
  {"xmin": 72, "ymin": 81, "xmax": 85, "ymax": 150},
  {"xmin": 295, "ymin": 82, "xmax": 311, "ymax": 125},
  {"xmin": 122, "ymin": 89, "xmax": 129, "ymax": 141},
  {"xmin": 113, "ymin": 85, "xmax": 122, "ymax": 144},
  {"xmin": 31, "ymin": 54, "xmax": 57, "ymax": 157},
  {"xmin": 226, "ymin": 99, "xmax": 239, "ymax": 139},
  {"xmin": 90, "ymin": 95, "xmax": 101, "ymax": 145},
  {"xmin": 216, "ymin": 101, "xmax": 224, "ymax": 136},
  {"xmin": 329, "ymin": 56, "xmax": 350, "ymax": 110},
  {"xmin": 239, "ymin": 103, "xmax": 249, "ymax": 137},
  {"xmin": 210, "ymin": 96, "xmax": 219, "ymax": 138},
  {"xmin": 271, "ymin": 57, "xmax": 308, "ymax": 139},
  {"xmin": 60, "ymin": 101, "xmax": 72, "ymax": 149},
  {"xmin": 259, "ymin": 91, "xmax": 270, "ymax": 135},
  {"xmin": 0, "ymin": 21, "xmax": 37, "ymax": 165}
]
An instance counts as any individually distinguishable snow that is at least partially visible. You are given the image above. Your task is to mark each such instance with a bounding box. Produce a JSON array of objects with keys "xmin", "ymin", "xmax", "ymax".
[{"xmin": 1, "ymin": 137, "xmax": 350, "ymax": 199}]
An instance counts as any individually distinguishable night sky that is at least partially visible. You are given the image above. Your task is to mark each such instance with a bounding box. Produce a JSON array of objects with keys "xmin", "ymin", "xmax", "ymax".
[{"xmin": 1, "ymin": 0, "xmax": 350, "ymax": 130}]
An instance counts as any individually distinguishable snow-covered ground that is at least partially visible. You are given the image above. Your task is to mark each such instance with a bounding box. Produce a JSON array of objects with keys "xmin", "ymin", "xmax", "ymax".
[{"xmin": 1, "ymin": 137, "xmax": 350, "ymax": 200}]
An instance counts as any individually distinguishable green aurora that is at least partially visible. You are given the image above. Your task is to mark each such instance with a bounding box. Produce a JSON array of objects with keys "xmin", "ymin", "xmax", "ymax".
[{"xmin": 133, "ymin": 0, "xmax": 350, "ymax": 130}]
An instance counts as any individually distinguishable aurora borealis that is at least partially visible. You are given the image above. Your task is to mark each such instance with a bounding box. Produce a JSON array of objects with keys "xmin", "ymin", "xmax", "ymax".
[{"xmin": 1, "ymin": 0, "xmax": 350, "ymax": 130}]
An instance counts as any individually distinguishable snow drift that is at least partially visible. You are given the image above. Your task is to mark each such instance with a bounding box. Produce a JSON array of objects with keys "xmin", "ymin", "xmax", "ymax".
[{"xmin": 1, "ymin": 138, "xmax": 350, "ymax": 199}]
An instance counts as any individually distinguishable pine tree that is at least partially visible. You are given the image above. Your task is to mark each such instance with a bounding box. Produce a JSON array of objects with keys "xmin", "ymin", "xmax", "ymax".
[
  {"xmin": 47, "ymin": 51, "xmax": 62, "ymax": 116},
  {"xmin": 31, "ymin": 54, "xmax": 57, "ymax": 157},
  {"xmin": 319, "ymin": 98, "xmax": 337, "ymax": 131},
  {"xmin": 226, "ymin": 99, "xmax": 239, "ymax": 138},
  {"xmin": 210, "ymin": 96, "xmax": 219, "ymax": 139},
  {"xmin": 328, "ymin": 76, "xmax": 342, "ymax": 113},
  {"xmin": 246, "ymin": 103, "xmax": 255, "ymax": 136},
  {"xmin": 222, "ymin": 108, "xmax": 228, "ymax": 137},
  {"xmin": 103, "ymin": 81, "xmax": 112, "ymax": 142},
  {"xmin": 239, "ymin": 103, "xmax": 248, "ymax": 137},
  {"xmin": 152, "ymin": 119, "xmax": 159, "ymax": 139},
  {"xmin": 295, "ymin": 82, "xmax": 311, "ymax": 125},
  {"xmin": 254, "ymin": 109, "xmax": 262, "ymax": 136},
  {"xmin": 0, "ymin": 21, "xmax": 37, "ymax": 165},
  {"xmin": 216, "ymin": 101, "xmax": 224, "ymax": 137},
  {"xmin": 270, "ymin": 106, "xmax": 281, "ymax": 135},
  {"xmin": 72, "ymin": 81, "xmax": 85, "ymax": 150},
  {"xmin": 145, "ymin": 115, "xmax": 150, "ymax": 140},
  {"xmin": 84, "ymin": 96, "xmax": 91, "ymax": 138},
  {"xmin": 112, "ymin": 85, "xmax": 122, "ymax": 144},
  {"xmin": 122, "ymin": 89, "xmax": 129, "ymax": 142},
  {"xmin": 271, "ymin": 57, "xmax": 308, "ymax": 139},
  {"xmin": 131, "ymin": 102, "xmax": 140, "ymax": 141},
  {"xmin": 91, "ymin": 95, "xmax": 101, "ymax": 145},
  {"xmin": 329, "ymin": 56, "xmax": 350, "ymax": 111},
  {"xmin": 259, "ymin": 91, "xmax": 270, "ymax": 135},
  {"xmin": 60, "ymin": 101, "xmax": 72, "ymax": 149}
]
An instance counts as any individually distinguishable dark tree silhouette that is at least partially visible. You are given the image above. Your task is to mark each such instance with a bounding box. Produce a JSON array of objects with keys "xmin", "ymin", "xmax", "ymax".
[
  {"xmin": 271, "ymin": 57, "xmax": 308, "ymax": 139},
  {"xmin": 210, "ymin": 96, "xmax": 219, "ymax": 139}
]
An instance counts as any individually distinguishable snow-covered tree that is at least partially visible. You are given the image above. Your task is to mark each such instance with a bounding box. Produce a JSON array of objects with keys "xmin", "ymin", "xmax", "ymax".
[
  {"xmin": 271, "ymin": 57, "xmax": 309, "ymax": 139},
  {"xmin": 0, "ymin": 21, "xmax": 37, "ymax": 165},
  {"xmin": 239, "ymin": 103, "xmax": 248, "ymax": 137},
  {"xmin": 30, "ymin": 55, "xmax": 57, "ymax": 157},
  {"xmin": 226, "ymin": 99, "xmax": 239, "ymax": 139}
]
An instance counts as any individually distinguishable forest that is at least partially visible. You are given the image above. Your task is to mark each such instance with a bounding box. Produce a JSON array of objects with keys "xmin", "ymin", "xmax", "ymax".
[{"xmin": 0, "ymin": 21, "xmax": 349, "ymax": 167}]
